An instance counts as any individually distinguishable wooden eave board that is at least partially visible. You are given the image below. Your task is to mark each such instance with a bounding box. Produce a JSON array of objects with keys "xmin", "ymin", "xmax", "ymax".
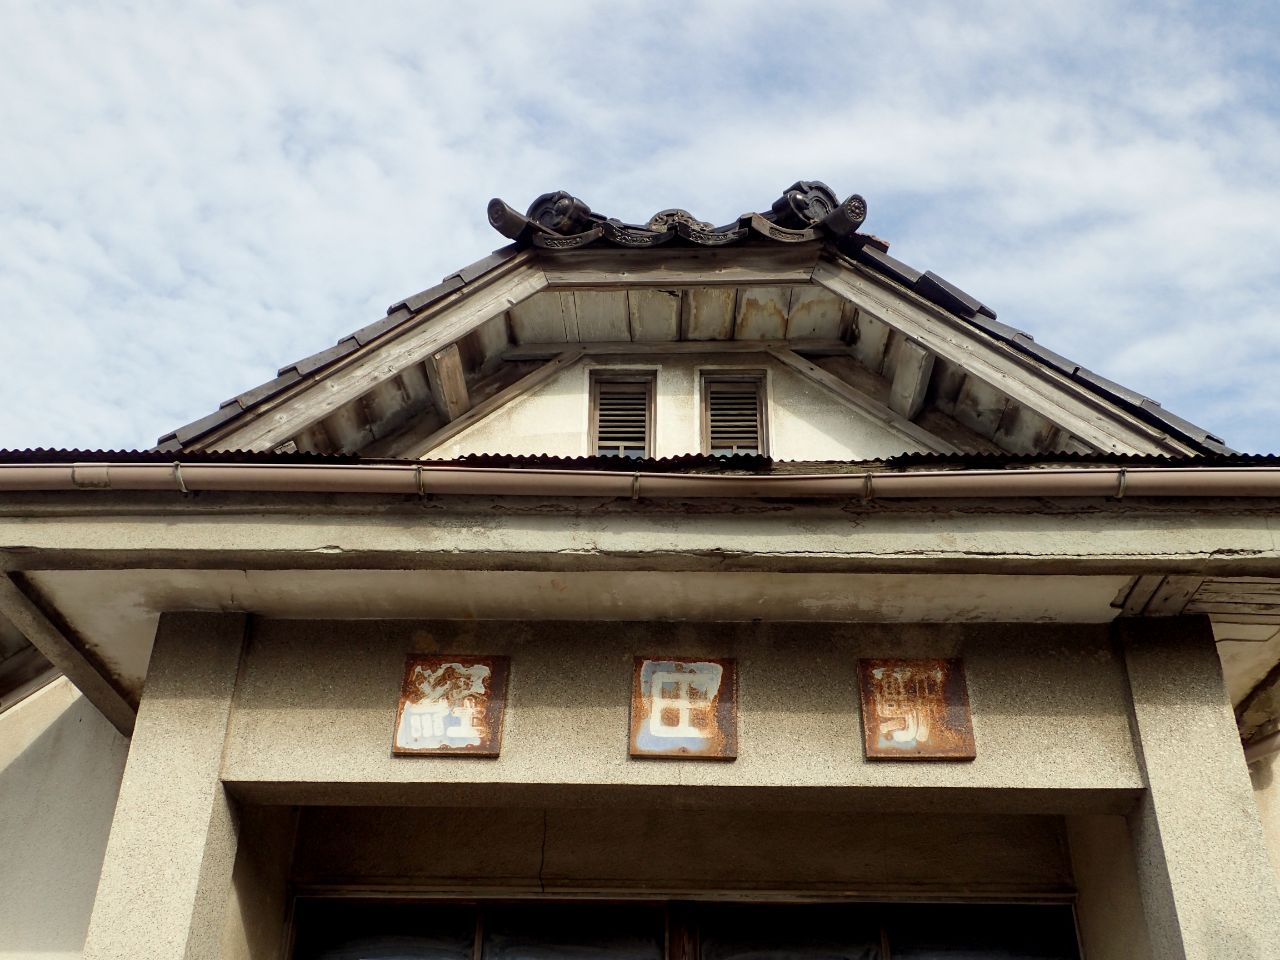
[{"xmin": 812, "ymin": 256, "xmax": 1193, "ymax": 456}]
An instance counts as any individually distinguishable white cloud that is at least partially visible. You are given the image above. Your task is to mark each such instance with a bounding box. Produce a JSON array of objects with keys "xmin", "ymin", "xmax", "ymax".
[{"xmin": 1, "ymin": 1, "xmax": 1278, "ymax": 450}]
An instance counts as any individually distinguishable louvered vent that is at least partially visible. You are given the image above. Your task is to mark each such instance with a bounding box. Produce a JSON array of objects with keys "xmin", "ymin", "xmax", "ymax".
[
  {"xmin": 705, "ymin": 378, "xmax": 764, "ymax": 455},
  {"xmin": 593, "ymin": 379, "xmax": 651, "ymax": 457}
]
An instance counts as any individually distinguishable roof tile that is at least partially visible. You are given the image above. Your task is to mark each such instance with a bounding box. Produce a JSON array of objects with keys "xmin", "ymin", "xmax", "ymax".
[
  {"xmin": 282, "ymin": 339, "xmax": 361, "ymax": 378},
  {"xmin": 388, "ymin": 276, "xmax": 463, "ymax": 315},
  {"xmin": 352, "ymin": 307, "xmax": 411, "ymax": 346},
  {"xmin": 855, "ymin": 245, "xmax": 922, "ymax": 286},
  {"xmin": 1011, "ymin": 336, "xmax": 1078, "ymax": 376},
  {"xmin": 1071, "ymin": 368, "xmax": 1150, "ymax": 407},
  {"xmin": 447, "ymin": 244, "xmax": 521, "ymax": 285},
  {"xmin": 228, "ymin": 369, "xmax": 303, "ymax": 409},
  {"xmin": 966, "ymin": 314, "xmax": 1030, "ymax": 344},
  {"xmin": 914, "ymin": 271, "xmax": 995, "ymax": 320},
  {"xmin": 171, "ymin": 403, "xmax": 244, "ymax": 445}
]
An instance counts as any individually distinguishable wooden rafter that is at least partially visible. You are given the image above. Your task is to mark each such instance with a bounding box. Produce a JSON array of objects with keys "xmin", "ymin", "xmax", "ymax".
[
  {"xmin": 426, "ymin": 344, "xmax": 472, "ymax": 421},
  {"xmin": 202, "ymin": 259, "xmax": 548, "ymax": 452},
  {"xmin": 813, "ymin": 258, "xmax": 1191, "ymax": 456},
  {"xmin": 888, "ymin": 339, "xmax": 935, "ymax": 421}
]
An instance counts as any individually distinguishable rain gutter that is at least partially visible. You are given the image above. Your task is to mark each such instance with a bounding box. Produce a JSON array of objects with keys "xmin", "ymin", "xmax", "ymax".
[{"xmin": 4, "ymin": 462, "xmax": 1280, "ymax": 499}]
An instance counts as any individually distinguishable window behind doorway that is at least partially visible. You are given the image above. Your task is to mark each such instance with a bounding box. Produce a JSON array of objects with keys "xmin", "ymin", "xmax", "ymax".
[{"xmin": 290, "ymin": 898, "xmax": 1081, "ymax": 960}]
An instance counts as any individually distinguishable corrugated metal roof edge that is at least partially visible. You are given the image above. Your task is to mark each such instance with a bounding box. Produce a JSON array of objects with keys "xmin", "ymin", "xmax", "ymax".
[
  {"xmin": 878, "ymin": 450, "xmax": 1269, "ymax": 468},
  {"xmin": 3, "ymin": 448, "xmax": 1276, "ymax": 473}
]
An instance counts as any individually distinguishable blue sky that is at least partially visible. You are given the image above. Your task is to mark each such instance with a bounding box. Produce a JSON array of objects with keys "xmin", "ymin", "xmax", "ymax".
[{"xmin": 3, "ymin": 2, "xmax": 1279, "ymax": 451}]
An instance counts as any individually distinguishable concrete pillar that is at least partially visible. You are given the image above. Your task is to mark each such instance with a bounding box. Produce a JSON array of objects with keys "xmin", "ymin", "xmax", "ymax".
[
  {"xmin": 1119, "ymin": 614, "xmax": 1280, "ymax": 959},
  {"xmin": 83, "ymin": 613, "xmax": 247, "ymax": 960},
  {"xmin": 1066, "ymin": 814, "xmax": 1154, "ymax": 960}
]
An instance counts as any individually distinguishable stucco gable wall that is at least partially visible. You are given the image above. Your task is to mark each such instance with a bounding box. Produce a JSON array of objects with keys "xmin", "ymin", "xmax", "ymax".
[
  {"xmin": 0, "ymin": 678, "xmax": 128, "ymax": 960},
  {"xmin": 425, "ymin": 355, "xmax": 930, "ymax": 460}
]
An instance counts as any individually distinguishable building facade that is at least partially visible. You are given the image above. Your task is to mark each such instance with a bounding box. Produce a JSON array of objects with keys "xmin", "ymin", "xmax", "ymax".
[{"xmin": 2, "ymin": 182, "xmax": 1280, "ymax": 959}]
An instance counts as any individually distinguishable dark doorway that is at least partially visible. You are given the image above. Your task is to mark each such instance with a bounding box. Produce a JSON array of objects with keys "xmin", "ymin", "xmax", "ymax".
[{"xmin": 291, "ymin": 899, "xmax": 1080, "ymax": 960}]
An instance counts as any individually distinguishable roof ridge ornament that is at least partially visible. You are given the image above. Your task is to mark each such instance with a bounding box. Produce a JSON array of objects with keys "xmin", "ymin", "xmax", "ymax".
[{"xmin": 486, "ymin": 181, "xmax": 869, "ymax": 251}]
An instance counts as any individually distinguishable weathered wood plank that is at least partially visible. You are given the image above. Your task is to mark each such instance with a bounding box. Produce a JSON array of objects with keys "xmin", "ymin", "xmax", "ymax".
[
  {"xmin": 409, "ymin": 350, "xmax": 586, "ymax": 458},
  {"xmin": 786, "ymin": 286, "xmax": 845, "ymax": 339},
  {"xmin": 1144, "ymin": 576, "xmax": 1205, "ymax": 615},
  {"xmin": 914, "ymin": 409, "xmax": 1004, "ymax": 454},
  {"xmin": 888, "ymin": 339, "xmax": 935, "ymax": 421},
  {"xmin": 769, "ymin": 349, "xmax": 957, "ymax": 454},
  {"xmin": 954, "ymin": 375, "xmax": 1010, "ymax": 439},
  {"xmin": 734, "ymin": 286, "xmax": 790, "ymax": 340},
  {"xmin": 1117, "ymin": 574, "xmax": 1165, "ymax": 616},
  {"xmin": 929, "ymin": 357, "xmax": 967, "ymax": 415},
  {"xmin": 814, "ymin": 355, "xmax": 892, "ymax": 406},
  {"xmin": 573, "ymin": 290, "xmax": 630, "ymax": 342},
  {"xmin": 0, "ymin": 572, "xmax": 135, "ymax": 734},
  {"xmin": 1196, "ymin": 581, "xmax": 1280, "ymax": 598},
  {"xmin": 397, "ymin": 362, "xmax": 432, "ymax": 403},
  {"xmin": 470, "ymin": 313, "xmax": 511, "ymax": 371},
  {"xmin": 1188, "ymin": 591, "xmax": 1280, "ymax": 604},
  {"xmin": 292, "ymin": 422, "xmax": 335, "ymax": 455},
  {"xmin": 1198, "ymin": 578, "xmax": 1280, "ymax": 586},
  {"xmin": 361, "ymin": 377, "xmax": 411, "ymax": 436},
  {"xmin": 627, "ymin": 289, "xmax": 681, "ymax": 342},
  {"xmin": 1185, "ymin": 601, "xmax": 1280, "ymax": 616},
  {"xmin": 541, "ymin": 245, "xmax": 820, "ymax": 288},
  {"xmin": 509, "ymin": 291, "xmax": 570, "ymax": 344},
  {"xmin": 850, "ymin": 308, "xmax": 892, "ymax": 373},
  {"xmin": 503, "ymin": 339, "xmax": 850, "ymax": 361},
  {"xmin": 321, "ymin": 402, "xmax": 376, "ymax": 454},
  {"xmin": 683, "ymin": 287, "xmax": 737, "ymax": 340},
  {"xmin": 426, "ymin": 343, "xmax": 472, "ymax": 421},
  {"xmin": 208, "ymin": 260, "xmax": 547, "ymax": 451},
  {"xmin": 813, "ymin": 257, "xmax": 1185, "ymax": 455},
  {"xmin": 993, "ymin": 402, "xmax": 1058, "ymax": 455}
]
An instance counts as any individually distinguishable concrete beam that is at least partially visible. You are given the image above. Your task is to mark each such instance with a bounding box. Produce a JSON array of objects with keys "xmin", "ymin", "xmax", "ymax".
[
  {"xmin": 4, "ymin": 499, "xmax": 1280, "ymax": 576},
  {"xmin": 0, "ymin": 572, "xmax": 134, "ymax": 734}
]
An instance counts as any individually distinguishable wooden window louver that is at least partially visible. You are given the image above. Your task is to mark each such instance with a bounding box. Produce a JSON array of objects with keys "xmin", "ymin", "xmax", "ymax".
[
  {"xmin": 703, "ymin": 375, "xmax": 767, "ymax": 456},
  {"xmin": 592, "ymin": 374, "xmax": 653, "ymax": 458}
]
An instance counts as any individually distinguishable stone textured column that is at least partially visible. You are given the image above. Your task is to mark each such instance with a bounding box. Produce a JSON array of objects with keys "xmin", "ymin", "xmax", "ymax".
[
  {"xmin": 83, "ymin": 613, "xmax": 247, "ymax": 960},
  {"xmin": 1119, "ymin": 614, "xmax": 1280, "ymax": 959}
]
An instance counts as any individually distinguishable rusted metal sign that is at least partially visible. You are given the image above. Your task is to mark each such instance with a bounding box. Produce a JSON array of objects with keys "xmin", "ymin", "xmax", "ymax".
[
  {"xmin": 393, "ymin": 655, "xmax": 509, "ymax": 756},
  {"xmin": 630, "ymin": 656, "xmax": 737, "ymax": 760},
  {"xmin": 858, "ymin": 658, "xmax": 976, "ymax": 760}
]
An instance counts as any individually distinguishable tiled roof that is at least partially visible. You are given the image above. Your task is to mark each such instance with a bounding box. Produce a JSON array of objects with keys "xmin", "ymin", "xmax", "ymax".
[
  {"xmin": 488, "ymin": 181, "xmax": 999, "ymax": 322},
  {"xmin": 156, "ymin": 182, "xmax": 1231, "ymax": 456}
]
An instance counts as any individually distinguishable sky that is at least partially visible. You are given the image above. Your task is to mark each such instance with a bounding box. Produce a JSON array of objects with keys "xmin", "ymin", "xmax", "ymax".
[{"xmin": 2, "ymin": 1, "xmax": 1279, "ymax": 452}]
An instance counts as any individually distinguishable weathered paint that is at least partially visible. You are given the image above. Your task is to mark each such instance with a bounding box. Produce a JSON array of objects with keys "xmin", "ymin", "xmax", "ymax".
[
  {"xmin": 393, "ymin": 654, "xmax": 509, "ymax": 756},
  {"xmin": 858, "ymin": 658, "xmax": 976, "ymax": 760},
  {"xmin": 629, "ymin": 656, "xmax": 736, "ymax": 760}
]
